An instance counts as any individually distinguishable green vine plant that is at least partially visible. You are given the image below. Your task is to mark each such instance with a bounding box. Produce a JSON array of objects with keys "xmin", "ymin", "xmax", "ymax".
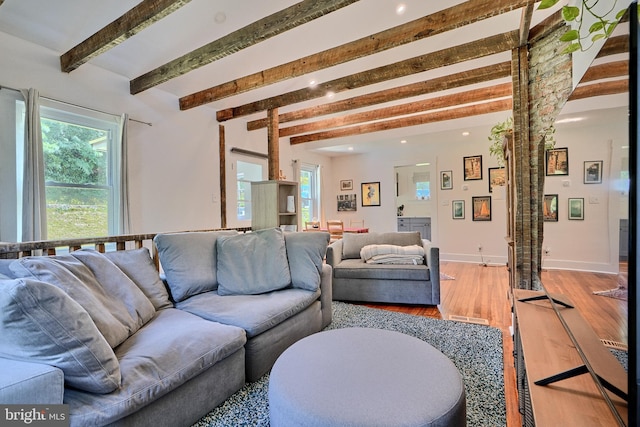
[
  {"xmin": 488, "ymin": 117, "xmax": 556, "ymax": 168},
  {"xmin": 538, "ymin": 0, "xmax": 627, "ymax": 54}
]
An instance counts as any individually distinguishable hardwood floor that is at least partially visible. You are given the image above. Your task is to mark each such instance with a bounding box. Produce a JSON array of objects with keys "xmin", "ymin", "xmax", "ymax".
[{"xmin": 364, "ymin": 261, "xmax": 628, "ymax": 427}]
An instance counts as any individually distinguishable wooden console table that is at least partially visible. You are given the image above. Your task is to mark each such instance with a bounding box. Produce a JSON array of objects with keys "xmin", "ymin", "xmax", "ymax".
[{"xmin": 513, "ymin": 289, "xmax": 628, "ymax": 426}]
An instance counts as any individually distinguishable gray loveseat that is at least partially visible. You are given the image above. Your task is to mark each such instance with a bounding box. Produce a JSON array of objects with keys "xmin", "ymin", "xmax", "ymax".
[
  {"xmin": 326, "ymin": 231, "xmax": 440, "ymax": 305},
  {"xmin": 0, "ymin": 228, "xmax": 331, "ymax": 427}
]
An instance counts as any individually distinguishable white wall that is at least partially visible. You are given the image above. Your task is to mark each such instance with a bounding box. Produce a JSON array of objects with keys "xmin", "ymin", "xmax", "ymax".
[{"xmin": 0, "ymin": 30, "xmax": 627, "ymax": 273}]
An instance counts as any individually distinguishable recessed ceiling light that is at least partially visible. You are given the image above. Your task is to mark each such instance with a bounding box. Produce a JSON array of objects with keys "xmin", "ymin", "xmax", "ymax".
[
  {"xmin": 326, "ymin": 91, "xmax": 335, "ymax": 99},
  {"xmin": 309, "ymin": 80, "xmax": 318, "ymax": 88},
  {"xmin": 462, "ymin": 131, "xmax": 470, "ymax": 136},
  {"xmin": 396, "ymin": 3, "xmax": 406, "ymax": 15},
  {"xmin": 400, "ymin": 139, "xmax": 407, "ymax": 144},
  {"xmin": 348, "ymin": 146, "xmax": 354, "ymax": 151}
]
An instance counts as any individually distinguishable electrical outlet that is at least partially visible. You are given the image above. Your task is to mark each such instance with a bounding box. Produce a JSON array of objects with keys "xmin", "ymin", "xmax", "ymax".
[
  {"xmin": 477, "ymin": 244, "xmax": 483, "ymax": 252},
  {"xmin": 544, "ymin": 247, "xmax": 550, "ymax": 256}
]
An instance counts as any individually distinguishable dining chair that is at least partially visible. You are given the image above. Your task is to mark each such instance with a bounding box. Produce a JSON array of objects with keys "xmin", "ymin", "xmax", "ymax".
[
  {"xmin": 326, "ymin": 220, "xmax": 344, "ymax": 242},
  {"xmin": 349, "ymin": 219, "xmax": 365, "ymax": 228}
]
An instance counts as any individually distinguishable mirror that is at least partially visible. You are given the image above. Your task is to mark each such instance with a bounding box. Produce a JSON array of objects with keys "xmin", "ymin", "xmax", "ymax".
[{"xmin": 394, "ymin": 163, "xmax": 432, "ymax": 217}]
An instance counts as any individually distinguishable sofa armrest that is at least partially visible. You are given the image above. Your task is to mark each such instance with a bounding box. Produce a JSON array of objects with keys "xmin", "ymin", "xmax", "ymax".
[
  {"xmin": 319, "ymin": 263, "xmax": 333, "ymax": 328},
  {"xmin": 423, "ymin": 240, "xmax": 440, "ymax": 283},
  {"xmin": 325, "ymin": 240, "xmax": 343, "ymax": 268},
  {"xmin": 0, "ymin": 358, "xmax": 64, "ymax": 404}
]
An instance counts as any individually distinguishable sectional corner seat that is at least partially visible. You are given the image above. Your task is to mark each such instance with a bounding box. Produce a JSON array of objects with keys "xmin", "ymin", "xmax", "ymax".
[
  {"xmin": 326, "ymin": 231, "xmax": 440, "ymax": 305},
  {"xmin": 0, "ymin": 228, "xmax": 331, "ymax": 427}
]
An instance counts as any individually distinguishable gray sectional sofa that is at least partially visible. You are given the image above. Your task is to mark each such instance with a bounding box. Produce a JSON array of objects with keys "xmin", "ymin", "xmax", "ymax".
[
  {"xmin": 0, "ymin": 228, "xmax": 331, "ymax": 427},
  {"xmin": 326, "ymin": 231, "xmax": 440, "ymax": 305}
]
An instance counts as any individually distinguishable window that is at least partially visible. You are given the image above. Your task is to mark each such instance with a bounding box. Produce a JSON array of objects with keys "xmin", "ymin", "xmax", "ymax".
[
  {"xmin": 413, "ymin": 171, "xmax": 430, "ymax": 200},
  {"xmin": 18, "ymin": 101, "xmax": 122, "ymax": 240},
  {"xmin": 299, "ymin": 163, "xmax": 320, "ymax": 224},
  {"xmin": 236, "ymin": 160, "xmax": 264, "ymax": 221}
]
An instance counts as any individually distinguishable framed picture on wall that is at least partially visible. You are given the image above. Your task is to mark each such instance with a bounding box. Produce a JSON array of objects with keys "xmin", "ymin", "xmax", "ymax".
[
  {"xmin": 452, "ymin": 200, "xmax": 465, "ymax": 219},
  {"xmin": 337, "ymin": 194, "xmax": 357, "ymax": 211},
  {"xmin": 361, "ymin": 182, "xmax": 381, "ymax": 207},
  {"xmin": 568, "ymin": 198, "xmax": 584, "ymax": 220},
  {"xmin": 440, "ymin": 170, "xmax": 453, "ymax": 190},
  {"xmin": 463, "ymin": 155, "xmax": 483, "ymax": 180},
  {"xmin": 488, "ymin": 167, "xmax": 506, "ymax": 193},
  {"xmin": 340, "ymin": 179, "xmax": 353, "ymax": 191},
  {"xmin": 583, "ymin": 160, "xmax": 603, "ymax": 184},
  {"xmin": 472, "ymin": 196, "xmax": 491, "ymax": 221},
  {"xmin": 545, "ymin": 147, "xmax": 569, "ymax": 176},
  {"xmin": 543, "ymin": 194, "xmax": 558, "ymax": 222}
]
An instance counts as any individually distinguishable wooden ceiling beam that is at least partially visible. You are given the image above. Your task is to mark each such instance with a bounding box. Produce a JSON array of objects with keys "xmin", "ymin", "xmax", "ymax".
[
  {"xmin": 60, "ymin": 0, "xmax": 192, "ymax": 73},
  {"xmin": 217, "ymin": 30, "xmax": 519, "ymax": 122},
  {"xmin": 129, "ymin": 0, "xmax": 359, "ymax": 94},
  {"xmin": 180, "ymin": 0, "xmax": 533, "ymax": 110},
  {"xmin": 518, "ymin": 1, "xmax": 535, "ymax": 46},
  {"xmin": 289, "ymin": 99, "xmax": 513, "ymax": 145},
  {"xmin": 280, "ymin": 83, "xmax": 512, "ymax": 137},
  {"xmin": 597, "ymin": 35, "xmax": 629, "ymax": 58},
  {"xmin": 581, "ymin": 60, "xmax": 628, "ymax": 83},
  {"xmin": 569, "ymin": 79, "xmax": 628, "ymax": 101},
  {"xmin": 247, "ymin": 61, "xmax": 512, "ymax": 131}
]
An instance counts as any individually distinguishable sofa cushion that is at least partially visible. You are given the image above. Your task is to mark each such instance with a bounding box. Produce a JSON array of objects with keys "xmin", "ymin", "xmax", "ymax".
[
  {"xmin": 216, "ymin": 228, "xmax": 292, "ymax": 296},
  {"xmin": 284, "ymin": 231, "xmax": 329, "ymax": 291},
  {"xmin": 0, "ymin": 278, "xmax": 121, "ymax": 394},
  {"xmin": 10, "ymin": 251, "xmax": 156, "ymax": 348},
  {"xmin": 154, "ymin": 230, "xmax": 238, "ymax": 302},
  {"xmin": 342, "ymin": 232, "xmax": 422, "ymax": 259},
  {"xmin": 177, "ymin": 288, "xmax": 320, "ymax": 338},
  {"xmin": 0, "ymin": 259, "xmax": 14, "ymax": 278},
  {"xmin": 333, "ymin": 258, "xmax": 430, "ymax": 281},
  {"xmin": 64, "ymin": 308, "xmax": 247, "ymax": 426},
  {"xmin": 104, "ymin": 248, "xmax": 172, "ymax": 310}
]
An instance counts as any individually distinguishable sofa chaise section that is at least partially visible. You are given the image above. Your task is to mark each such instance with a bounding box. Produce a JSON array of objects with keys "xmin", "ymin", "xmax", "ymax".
[{"xmin": 326, "ymin": 231, "xmax": 440, "ymax": 305}]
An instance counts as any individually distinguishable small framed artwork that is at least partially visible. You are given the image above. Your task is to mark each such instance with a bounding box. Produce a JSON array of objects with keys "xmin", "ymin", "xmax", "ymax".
[
  {"xmin": 452, "ymin": 200, "xmax": 465, "ymax": 219},
  {"xmin": 440, "ymin": 170, "xmax": 453, "ymax": 190},
  {"xmin": 337, "ymin": 194, "xmax": 357, "ymax": 211},
  {"xmin": 543, "ymin": 194, "xmax": 558, "ymax": 222},
  {"xmin": 583, "ymin": 160, "xmax": 603, "ymax": 184},
  {"xmin": 488, "ymin": 167, "xmax": 506, "ymax": 193},
  {"xmin": 472, "ymin": 196, "xmax": 491, "ymax": 221},
  {"xmin": 463, "ymin": 155, "xmax": 483, "ymax": 181},
  {"xmin": 340, "ymin": 179, "xmax": 353, "ymax": 191},
  {"xmin": 361, "ymin": 182, "xmax": 381, "ymax": 207},
  {"xmin": 568, "ymin": 198, "xmax": 584, "ymax": 220},
  {"xmin": 545, "ymin": 147, "xmax": 569, "ymax": 176}
]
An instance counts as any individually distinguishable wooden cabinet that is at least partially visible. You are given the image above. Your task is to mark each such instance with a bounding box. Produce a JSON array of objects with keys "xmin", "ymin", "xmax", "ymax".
[
  {"xmin": 397, "ymin": 217, "xmax": 431, "ymax": 240},
  {"xmin": 251, "ymin": 180, "xmax": 299, "ymax": 231}
]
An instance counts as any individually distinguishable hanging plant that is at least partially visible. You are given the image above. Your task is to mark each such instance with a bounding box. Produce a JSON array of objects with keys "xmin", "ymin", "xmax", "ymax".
[
  {"xmin": 538, "ymin": 0, "xmax": 627, "ymax": 54},
  {"xmin": 488, "ymin": 117, "xmax": 556, "ymax": 167}
]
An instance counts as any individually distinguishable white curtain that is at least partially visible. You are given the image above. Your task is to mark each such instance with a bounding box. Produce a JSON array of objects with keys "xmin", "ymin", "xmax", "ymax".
[
  {"xmin": 20, "ymin": 88, "xmax": 46, "ymax": 242},
  {"xmin": 118, "ymin": 113, "xmax": 131, "ymax": 234}
]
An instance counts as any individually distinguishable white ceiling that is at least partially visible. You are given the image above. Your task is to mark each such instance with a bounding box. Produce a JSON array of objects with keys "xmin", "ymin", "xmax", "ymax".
[{"xmin": 0, "ymin": 0, "xmax": 627, "ymax": 155}]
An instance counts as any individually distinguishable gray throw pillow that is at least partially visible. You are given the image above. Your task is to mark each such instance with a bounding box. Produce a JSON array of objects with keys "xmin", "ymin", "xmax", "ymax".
[
  {"xmin": 284, "ymin": 231, "xmax": 329, "ymax": 291},
  {"xmin": 10, "ymin": 251, "xmax": 156, "ymax": 348},
  {"xmin": 0, "ymin": 278, "xmax": 121, "ymax": 394},
  {"xmin": 104, "ymin": 248, "xmax": 172, "ymax": 310},
  {"xmin": 154, "ymin": 230, "xmax": 238, "ymax": 302},
  {"xmin": 217, "ymin": 228, "xmax": 292, "ymax": 296}
]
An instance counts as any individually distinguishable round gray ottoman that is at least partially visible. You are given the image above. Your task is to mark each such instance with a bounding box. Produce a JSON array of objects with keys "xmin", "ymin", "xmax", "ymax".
[{"xmin": 269, "ymin": 327, "xmax": 466, "ymax": 427}]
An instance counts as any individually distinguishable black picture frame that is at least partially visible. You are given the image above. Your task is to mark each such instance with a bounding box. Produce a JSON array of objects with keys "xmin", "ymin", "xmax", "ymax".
[
  {"xmin": 543, "ymin": 194, "xmax": 558, "ymax": 222},
  {"xmin": 463, "ymin": 155, "xmax": 483, "ymax": 180},
  {"xmin": 545, "ymin": 147, "xmax": 569, "ymax": 176},
  {"xmin": 583, "ymin": 160, "xmax": 603, "ymax": 184},
  {"xmin": 472, "ymin": 196, "xmax": 491, "ymax": 221},
  {"xmin": 361, "ymin": 182, "xmax": 380, "ymax": 207},
  {"xmin": 488, "ymin": 167, "xmax": 506, "ymax": 193}
]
